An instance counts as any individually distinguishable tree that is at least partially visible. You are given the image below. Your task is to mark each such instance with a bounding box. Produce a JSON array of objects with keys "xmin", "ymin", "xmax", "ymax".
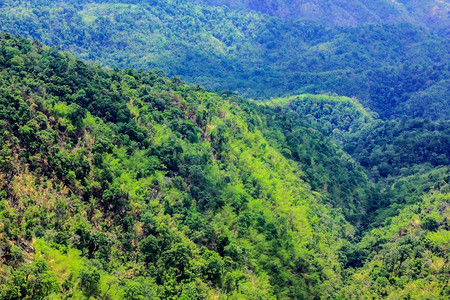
[{"xmin": 78, "ymin": 267, "xmax": 101, "ymax": 297}]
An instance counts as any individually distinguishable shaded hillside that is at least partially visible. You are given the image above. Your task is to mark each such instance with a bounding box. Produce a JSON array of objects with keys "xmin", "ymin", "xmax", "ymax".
[
  {"xmin": 0, "ymin": 0, "xmax": 447, "ymax": 120},
  {"xmin": 344, "ymin": 119, "xmax": 450, "ymax": 181},
  {"xmin": 197, "ymin": 0, "xmax": 450, "ymax": 33},
  {"xmin": 256, "ymin": 94, "xmax": 450, "ymax": 299},
  {"xmin": 254, "ymin": 95, "xmax": 373, "ymax": 223},
  {"xmin": 342, "ymin": 171, "xmax": 449, "ymax": 299},
  {"xmin": 262, "ymin": 95, "xmax": 450, "ymax": 181}
]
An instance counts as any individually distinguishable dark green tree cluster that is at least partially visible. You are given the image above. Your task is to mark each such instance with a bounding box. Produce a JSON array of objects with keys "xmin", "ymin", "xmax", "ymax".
[
  {"xmin": 261, "ymin": 95, "xmax": 450, "ymax": 182},
  {"xmin": 341, "ymin": 175, "xmax": 449, "ymax": 299},
  {"xmin": 344, "ymin": 118, "xmax": 450, "ymax": 181},
  {"xmin": 251, "ymin": 95, "xmax": 372, "ymax": 224},
  {"xmin": 261, "ymin": 94, "xmax": 449, "ymax": 225}
]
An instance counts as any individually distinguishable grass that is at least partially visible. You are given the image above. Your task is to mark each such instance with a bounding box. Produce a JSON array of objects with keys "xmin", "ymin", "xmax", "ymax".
[{"xmin": 34, "ymin": 239, "xmax": 126, "ymax": 299}]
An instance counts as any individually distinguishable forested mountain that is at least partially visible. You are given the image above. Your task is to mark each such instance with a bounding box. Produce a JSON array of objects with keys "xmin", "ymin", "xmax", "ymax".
[
  {"xmin": 0, "ymin": 0, "xmax": 447, "ymax": 120},
  {"xmin": 0, "ymin": 31, "xmax": 447, "ymax": 299},
  {"xmin": 0, "ymin": 0, "xmax": 448, "ymax": 299},
  {"xmin": 261, "ymin": 95, "xmax": 450, "ymax": 181},
  {"xmin": 343, "ymin": 170, "xmax": 449, "ymax": 298},
  {"xmin": 0, "ymin": 32, "xmax": 368, "ymax": 299},
  {"xmin": 196, "ymin": 0, "xmax": 450, "ymax": 32}
]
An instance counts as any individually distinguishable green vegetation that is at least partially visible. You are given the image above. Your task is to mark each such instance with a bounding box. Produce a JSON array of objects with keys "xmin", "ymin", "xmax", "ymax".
[
  {"xmin": 253, "ymin": 95, "xmax": 372, "ymax": 223},
  {"xmin": 343, "ymin": 176, "xmax": 449, "ymax": 299},
  {"xmin": 0, "ymin": 31, "xmax": 448, "ymax": 300},
  {"xmin": 195, "ymin": 0, "xmax": 450, "ymax": 31},
  {"xmin": 344, "ymin": 119, "xmax": 450, "ymax": 180},
  {"xmin": 262, "ymin": 95, "xmax": 449, "ymax": 182},
  {"xmin": 259, "ymin": 94, "xmax": 373, "ymax": 141},
  {"xmin": 0, "ymin": 33, "xmax": 362, "ymax": 299},
  {"xmin": 0, "ymin": 1, "xmax": 448, "ymax": 297},
  {"xmin": 261, "ymin": 94, "xmax": 449, "ymax": 227},
  {"xmin": 0, "ymin": 0, "xmax": 447, "ymax": 120}
]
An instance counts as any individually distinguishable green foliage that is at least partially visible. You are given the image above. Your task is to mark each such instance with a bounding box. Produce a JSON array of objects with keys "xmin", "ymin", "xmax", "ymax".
[
  {"xmin": 0, "ymin": 30, "xmax": 447, "ymax": 300},
  {"xmin": 0, "ymin": 259, "xmax": 59, "ymax": 300},
  {"xmin": 341, "ymin": 182, "xmax": 450, "ymax": 299},
  {"xmin": 262, "ymin": 95, "xmax": 450, "ymax": 183},
  {"xmin": 0, "ymin": 32, "xmax": 358, "ymax": 299},
  {"xmin": 78, "ymin": 267, "xmax": 101, "ymax": 297},
  {"xmin": 0, "ymin": 0, "xmax": 447, "ymax": 120},
  {"xmin": 344, "ymin": 119, "xmax": 450, "ymax": 180},
  {"xmin": 256, "ymin": 95, "xmax": 373, "ymax": 221},
  {"xmin": 195, "ymin": 0, "xmax": 450, "ymax": 32},
  {"xmin": 259, "ymin": 93, "xmax": 373, "ymax": 140}
]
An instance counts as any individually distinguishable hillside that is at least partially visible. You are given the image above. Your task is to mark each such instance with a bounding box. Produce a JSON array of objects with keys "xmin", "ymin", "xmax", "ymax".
[
  {"xmin": 260, "ymin": 95, "xmax": 450, "ymax": 181},
  {"xmin": 0, "ymin": 30, "xmax": 449, "ymax": 299},
  {"xmin": 196, "ymin": 0, "xmax": 450, "ymax": 32},
  {"xmin": 343, "ymin": 169, "xmax": 449, "ymax": 299},
  {"xmin": 0, "ymin": 0, "xmax": 448, "ymax": 120},
  {"xmin": 0, "ymin": 0, "xmax": 449, "ymax": 297},
  {"xmin": 0, "ymin": 32, "xmax": 369, "ymax": 299},
  {"xmin": 256, "ymin": 94, "xmax": 450, "ymax": 298}
]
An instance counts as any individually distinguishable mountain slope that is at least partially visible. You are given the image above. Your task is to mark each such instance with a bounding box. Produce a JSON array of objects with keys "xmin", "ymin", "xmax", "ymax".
[
  {"xmin": 197, "ymin": 0, "xmax": 450, "ymax": 32},
  {"xmin": 0, "ymin": 32, "xmax": 360, "ymax": 299},
  {"xmin": 0, "ymin": 0, "xmax": 447, "ymax": 120},
  {"xmin": 259, "ymin": 94, "xmax": 450, "ymax": 226},
  {"xmin": 260, "ymin": 95, "xmax": 450, "ymax": 181},
  {"xmin": 342, "ymin": 171, "xmax": 449, "ymax": 299},
  {"xmin": 0, "ymin": 31, "xmax": 448, "ymax": 300}
]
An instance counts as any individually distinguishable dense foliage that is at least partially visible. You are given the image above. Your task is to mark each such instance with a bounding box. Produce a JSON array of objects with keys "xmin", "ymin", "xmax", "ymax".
[
  {"xmin": 0, "ymin": 0, "xmax": 448, "ymax": 297},
  {"xmin": 252, "ymin": 96, "xmax": 372, "ymax": 223},
  {"xmin": 344, "ymin": 119, "xmax": 450, "ymax": 181},
  {"xmin": 195, "ymin": 0, "xmax": 450, "ymax": 31},
  {"xmin": 343, "ymin": 173, "xmax": 449, "ymax": 299},
  {"xmin": 0, "ymin": 0, "xmax": 448, "ymax": 120},
  {"xmin": 261, "ymin": 95, "xmax": 450, "ymax": 183},
  {"xmin": 0, "ymin": 32, "xmax": 367, "ymax": 299},
  {"xmin": 0, "ymin": 30, "xmax": 448, "ymax": 300}
]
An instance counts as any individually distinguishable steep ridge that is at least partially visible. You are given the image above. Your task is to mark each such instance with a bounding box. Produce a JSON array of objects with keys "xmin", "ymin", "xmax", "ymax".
[
  {"xmin": 254, "ymin": 95, "xmax": 373, "ymax": 224},
  {"xmin": 0, "ymin": 32, "xmax": 361, "ymax": 299},
  {"xmin": 257, "ymin": 94, "xmax": 450, "ymax": 299},
  {"xmin": 342, "ymin": 170, "xmax": 449, "ymax": 299},
  {"xmin": 260, "ymin": 95, "xmax": 450, "ymax": 181}
]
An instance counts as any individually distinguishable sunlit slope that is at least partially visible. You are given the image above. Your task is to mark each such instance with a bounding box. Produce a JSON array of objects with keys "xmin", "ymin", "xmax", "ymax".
[
  {"xmin": 0, "ymin": 32, "xmax": 357, "ymax": 299},
  {"xmin": 342, "ymin": 170, "xmax": 449, "ymax": 299},
  {"xmin": 260, "ymin": 94, "xmax": 450, "ymax": 180}
]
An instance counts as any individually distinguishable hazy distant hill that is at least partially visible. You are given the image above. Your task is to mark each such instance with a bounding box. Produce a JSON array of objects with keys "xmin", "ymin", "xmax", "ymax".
[
  {"xmin": 0, "ymin": 0, "xmax": 447, "ymax": 120},
  {"xmin": 197, "ymin": 0, "xmax": 449, "ymax": 33}
]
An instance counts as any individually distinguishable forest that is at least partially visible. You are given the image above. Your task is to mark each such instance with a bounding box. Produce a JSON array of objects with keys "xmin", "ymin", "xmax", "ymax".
[
  {"xmin": 0, "ymin": 0, "xmax": 448, "ymax": 299},
  {"xmin": 0, "ymin": 0, "xmax": 448, "ymax": 120},
  {"xmin": 193, "ymin": 0, "xmax": 450, "ymax": 30}
]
